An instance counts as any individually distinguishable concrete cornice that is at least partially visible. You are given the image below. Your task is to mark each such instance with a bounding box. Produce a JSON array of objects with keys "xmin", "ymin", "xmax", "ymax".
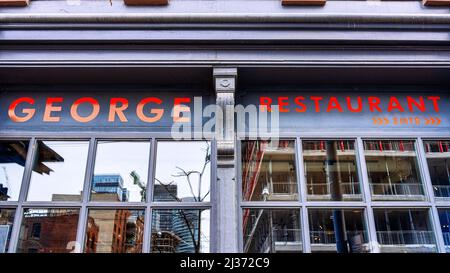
[
  {"xmin": 2, "ymin": 0, "xmax": 450, "ymax": 26},
  {"xmin": 2, "ymin": 12, "xmax": 450, "ymax": 24}
]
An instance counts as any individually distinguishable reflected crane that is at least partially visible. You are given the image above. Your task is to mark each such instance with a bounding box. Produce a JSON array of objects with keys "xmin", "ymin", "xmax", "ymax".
[
  {"xmin": 130, "ymin": 170, "xmax": 146, "ymax": 202},
  {"xmin": 0, "ymin": 166, "xmax": 10, "ymax": 201}
]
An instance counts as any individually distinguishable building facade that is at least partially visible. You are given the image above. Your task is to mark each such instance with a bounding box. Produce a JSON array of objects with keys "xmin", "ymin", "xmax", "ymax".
[{"xmin": 0, "ymin": 0, "xmax": 450, "ymax": 253}]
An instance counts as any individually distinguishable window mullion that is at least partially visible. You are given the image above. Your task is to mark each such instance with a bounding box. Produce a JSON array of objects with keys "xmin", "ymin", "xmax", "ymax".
[
  {"xmin": 8, "ymin": 137, "xmax": 37, "ymax": 253},
  {"xmin": 75, "ymin": 137, "xmax": 96, "ymax": 253}
]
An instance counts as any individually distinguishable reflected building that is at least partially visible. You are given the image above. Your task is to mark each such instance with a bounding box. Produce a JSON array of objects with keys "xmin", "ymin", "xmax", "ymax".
[
  {"xmin": 374, "ymin": 209, "xmax": 437, "ymax": 253},
  {"xmin": 0, "ymin": 209, "xmax": 15, "ymax": 253},
  {"xmin": 85, "ymin": 209, "xmax": 144, "ymax": 253},
  {"xmin": 91, "ymin": 174, "xmax": 129, "ymax": 202},
  {"xmin": 303, "ymin": 140, "xmax": 362, "ymax": 201},
  {"xmin": 424, "ymin": 140, "xmax": 450, "ymax": 200},
  {"xmin": 173, "ymin": 197, "xmax": 200, "ymax": 253},
  {"xmin": 153, "ymin": 183, "xmax": 177, "ymax": 202},
  {"xmin": 151, "ymin": 184, "xmax": 181, "ymax": 253},
  {"xmin": 308, "ymin": 209, "xmax": 368, "ymax": 253},
  {"xmin": 243, "ymin": 209, "xmax": 302, "ymax": 253},
  {"xmin": 17, "ymin": 209, "xmax": 79, "ymax": 253},
  {"xmin": 364, "ymin": 140, "xmax": 425, "ymax": 201},
  {"xmin": 151, "ymin": 186, "xmax": 203, "ymax": 253},
  {"xmin": 242, "ymin": 140, "xmax": 298, "ymax": 202}
]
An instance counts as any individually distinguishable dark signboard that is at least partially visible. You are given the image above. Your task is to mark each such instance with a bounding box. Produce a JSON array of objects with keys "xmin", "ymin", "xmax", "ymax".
[
  {"xmin": 0, "ymin": 90, "xmax": 214, "ymax": 133},
  {"xmin": 237, "ymin": 91, "xmax": 449, "ymax": 134},
  {"xmin": 0, "ymin": 90, "xmax": 448, "ymax": 134}
]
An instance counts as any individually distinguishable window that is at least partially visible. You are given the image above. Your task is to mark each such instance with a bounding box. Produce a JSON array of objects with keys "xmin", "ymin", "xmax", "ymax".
[
  {"xmin": 0, "ymin": 140, "xmax": 29, "ymax": 201},
  {"xmin": 0, "ymin": 209, "xmax": 15, "ymax": 253},
  {"xmin": 91, "ymin": 141, "xmax": 150, "ymax": 202},
  {"xmin": 84, "ymin": 209, "xmax": 145, "ymax": 253},
  {"xmin": 27, "ymin": 141, "xmax": 89, "ymax": 201},
  {"xmin": 242, "ymin": 140, "xmax": 298, "ymax": 201},
  {"xmin": 153, "ymin": 141, "xmax": 211, "ymax": 202},
  {"xmin": 303, "ymin": 140, "xmax": 362, "ymax": 201},
  {"xmin": 31, "ymin": 223, "xmax": 41, "ymax": 239},
  {"xmin": 17, "ymin": 208, "xmax": 80, "ymax": 253},
  {"xmin": 243, "ymin": 209, "xmax": 302, "ymax": 253},
  {"xmin": 151, "ymin": 209, "xmax": 210, "ymax": 253},
  {"xmin": 308, "ymin": 209, "xmax": 368, "ymax": 253},
  {"xmin": 424, "ymin": 140, "xmax": 450, "ymax": 199},
  {"xmin": 438, "ymin": 209, "xmax": 450, "ymax": 253},
  {"xmin": 373, "ymin": 209, "xmax": 436, "ymax": 253},
  {"xmin": 364, "ymin": 140, "xmax": 425, "ymax": 201}
]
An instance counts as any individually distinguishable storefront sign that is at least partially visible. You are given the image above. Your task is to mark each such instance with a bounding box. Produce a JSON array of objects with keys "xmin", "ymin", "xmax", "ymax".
[
  {"xmin": 237, "ymin": 91, "xmax": 449, "ymax": 133},
  {"xmin": 1, "ymin": 90, "xmax": 448, "ymax": 134},
  {"xmin": 0, "ymin": 90, "xmax": 214, "ymax": 132}
]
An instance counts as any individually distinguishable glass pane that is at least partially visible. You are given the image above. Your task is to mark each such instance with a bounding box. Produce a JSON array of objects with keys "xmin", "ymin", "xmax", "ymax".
[
  {"xmin": 151, "ymin": 209, "xmax": 210, "ymax": 253},
  {"xmin": 27, "ymin": 141, "xmax": 89, "ymax": 201},
  {"xmin": 364, "ymin": 140, "xmax": 424, "ymax": 201},
  {"xmin": 308, "ymin": 209, "xmax": 368, "ymax": 253},
  {"xmin": 91, "ymin": 141, "xmax": 150, "ymax": 202},
  {"xmin": 153, "ymin": 141, "xmax": 211, "ymax": 202},
  {"xmin": 17, "ymin": 208, "xmax": 79, "ymax": 253},
  {"xmin": 303, "ymin": 140, "xmax": 361, "ymax": 201},
  {"xmin": 0, "ymin": 140, "xmax": 29, "ymax": 201},
  {"xmin": 85, "ymin": 209, "xmax": 145, "ymax": 253},
  {"xmin": 438, "ymin": 209, "xmax": 450, "ymax": 253},
  {"xmin": 243, "ymin": 209, "xmax": 302, "ymax": 253},
  {"xmin": 424, "ymin": 140, "xmax": 450, "ymax": 199},
  {"xmin": 0, "ymin": 209, "xmax": 15, "ymax": 253},
  {"xmin": 373, "ymin": 209, "xmax": 436, "ymax": 253},
  {"xmin": 242, "ymin": 140, "xmax": 298, "ymax": 201}
]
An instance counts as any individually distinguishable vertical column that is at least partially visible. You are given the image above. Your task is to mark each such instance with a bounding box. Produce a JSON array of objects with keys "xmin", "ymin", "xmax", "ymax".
[
  {"xmin": 75, "ymin": 137, "xmax": 96, "ymax": 253},
  {"xmin": 297, "ymin": 138, "xmax": 312, "ymax": 253},
  {"xmin": 214, "ymin": 67, "xmax": 239, "ymax": 253},
  {"xmin": 325, "ymin": 141, "xmax": 348, "ymax": 253},
  {"xmin": 356, "ymin": 137, "xmax": 380, "ymax": 253},
  {"xmin": 8, "ymin": 137, "xmax": 36, "ymax": 253}
]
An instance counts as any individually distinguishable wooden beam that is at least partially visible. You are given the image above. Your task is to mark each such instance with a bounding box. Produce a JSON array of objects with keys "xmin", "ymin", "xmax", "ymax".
[
  {"xmin": 0, "ymin": 0, "xmax": 29, "ymax": 7},
  {"xmin": 124, "ymin": 0, "xmax": 168, "ymax": 6},
  {"xmin": 423, "ymin": 0, "xmax": 450, "ymax": 6},
  {"xmin": 282, "ymin": 0, "xmax": 326, "ymax": 6}
]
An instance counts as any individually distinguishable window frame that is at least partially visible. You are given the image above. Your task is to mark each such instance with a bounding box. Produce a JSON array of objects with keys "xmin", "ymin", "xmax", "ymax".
[
  {"xmin": 237, "ymin": 133, "xmax": 450, "ymax": 253},
  {"xmin": 0, "ymin": 133, "xmax": 216, "ymax": 253}
]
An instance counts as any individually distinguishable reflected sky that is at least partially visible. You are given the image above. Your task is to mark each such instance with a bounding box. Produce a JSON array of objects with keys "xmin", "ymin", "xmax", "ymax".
[
  {"xmin": 0, "ymin": 164, "xmax": 23, "ymax": 201},
  {"xmin": 0, "ymin": 140, "xmax": 29, "ymax": 201},
  {"xmin": 92, "ymin": 141, "xmax": 150, "ymax": 202},
  {"xmin": 154, "ymin": 141, "xmax": 211, "ymax": 202},
  {"xmin": 27, "ymin": 141, "xmax": 89, "ymax": 201}
]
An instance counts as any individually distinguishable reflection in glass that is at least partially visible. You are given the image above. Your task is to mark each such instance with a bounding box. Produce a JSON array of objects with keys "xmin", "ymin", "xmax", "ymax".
[
  {"xmin": 308, "ymin": 209, "xmax": 368, "ymax": 253},
  {"xmin": 364, "ymin": 140, "xmax": 424, "ymax": 200},
  {"xmin": 151, "ymin": 209, "xmax": 210, "ymax": 253},
  {"xmin": 0, "ymin": 140, "xmax": 29, "ymax": 201},
  {"xmin": 242, "ymin": 140, "xmax": 298, "ymax": 201},
  {"xmin": 153, "ymin": 141, "xmax": 210, "ymax": 202},
  {"xmin": 91, "ymin": 141, "xmax": 150, "ymax": 202},
  {"xmin": 303, "ymin": 140, "xmax": 361, "ymax": 201},
  {"xmin": 0, "ymin": 209, "xmax": 15, "ymax": 253},
  {"xmin": 17, "ymin": 208, "xmax": 79, "ymax": 253},
  {"xmin": 424, "ymin": 140, "xmax": 450, "ymax": 199},
  {"xmin": 438, "ymin": 209, "xmax": 450, "ymax": 253},
  {"xmin": 374, "ymin": 209, "xmax": 436, "ymax": 253},
  {"xmin": 243, "ymin": 209, "xmax": 302, "ymax": 253},
  {"xmin": 85, "ymin": 209, "xmax": 145, "ymax": 253},
  {"xmin": 27, "ymin": 141, "xmax": 89, "ymax": 201}
]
